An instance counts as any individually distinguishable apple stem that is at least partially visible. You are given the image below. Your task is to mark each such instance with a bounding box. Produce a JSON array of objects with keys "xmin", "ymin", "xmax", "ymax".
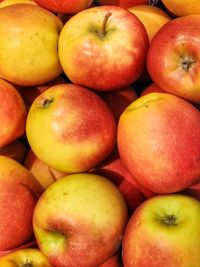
[
  {"xmin": 163, "ymin": 215, "xmax": 177, "ymax": 226},
  {"xmin": 98, "ymin": 12, "xmax": 112, "ymax": 38}
]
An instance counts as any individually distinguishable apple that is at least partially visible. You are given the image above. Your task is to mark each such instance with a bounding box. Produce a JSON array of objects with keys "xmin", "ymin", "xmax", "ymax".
[
  {"xmin": 34, "ymin": 0, "xmax": 93, "ymax": 14},
  {"xmin": 26, "ymin": 83, "xmax": 117, "ymax": 173},
  {"xmin": 24, "ymin": 149, "xmax": 67, "ymax": 189},
  {"xmin": 0, "ymin": 0, "xmax": 37, "ymax": 8},
  {"xmin": 0, "ymin": 241, "xmax": 36, "ymax": 258},
  {"xmin": 147, "ymin": 15, "xmax": 200, "ymax": 103},
  {"xmin": 96, "ymin": 0, "xmax": 148, "ymax": 8},
  {"xmin": 118, "ymin": 92, "xmax": 200, "ymax": 194},
  {"xmin": 100, "ymin": 86, "xmax": 138, "ymax": 121},
  {"xmin": 0, "ymin": 248, "xmax": 53, "ymax": 266},
  {"xmin": 33, "ymin": 173, "xmax": 128, "ymax": 267},
  {"xmin": 161, "ymin": 0, "xmax": 200, "ymax": 17},
  {"xmin": 58, "ymin": 5, "xmax": 149, "ymax": 91},
  {"xmin": 128, "ymin": 5, "xmax": 171, "ymax": 42},
  {"xmin": 141, "ymin": 83, "xmax": 165, "ymax": 96},
  {"xmin": 122, "ymin": 194, "xmax": 200, "ymax": 267},
  {"xmin": 0, "ymin": 140, "xmax": 28, "ymax": 163},
  {"xmin": 0, "ymin": 155, "xmax": 43, "ymax": 251},
  {"xmin": 0, "ymin": 78, "xmax": 27, "ymax": 148},
  {"xmin": 0, "ymin": 4, "xmax": 63, "ymax": 86}
]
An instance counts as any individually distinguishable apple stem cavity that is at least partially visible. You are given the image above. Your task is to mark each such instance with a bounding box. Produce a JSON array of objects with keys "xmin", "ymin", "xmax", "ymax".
[
  {"xmin": 22, "ymin": 260, "xmax": 32, "ymax": 267},
  {"xmin": 162, "ymin": 215, "xmax": 177, "ymax": 226},
  {"xmin": 43, "ymin": 97, "xmax": 54, "ymax": 108},
  {"xmin": 180, "ymin": 55, "xmax": 196, "ymax": 71},
  {"xmin": 98, "ymin": 12, "xmax": 112, "ymax": 38}
]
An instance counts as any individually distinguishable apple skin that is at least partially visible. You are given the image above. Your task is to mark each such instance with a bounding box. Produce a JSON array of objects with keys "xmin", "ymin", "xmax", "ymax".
[
  {"xmin": 100, "ymin": 253, "xmax": 122, "ymax": 267},
  {"xmin": 96, "ymin": 0, "xmax": 148, "ymax": 8},
  {"xmin": 26, "ymin": 83, "xmax": 117, "ymax": 173},
  {"xmin": 34, "ymin": 0, "xmax": 93, "ymax": 14},
  {"xmin": 100, "ymin": 86, "xmax": 138, "ymax": 121},
  {"xmin": 0, "ymin": 155, "xmax": 43, "ymax": 251},
  {"xmin": 0, "ymin": 140, "xmax": 28, "ymax": 163},
  {"xmin": 128, "ymin": 5, "xmax": 170, "ymax": 42},
  {"xmin": 147, "ymin": 15, "xmax": 200, "ymax": 103},
  {"xmin": 161, "ymin": 0, "xmax": 200, "ymax": 17},
  {"xmin": 0, "ymin": 0, "xmax": 37, "ymax": 8},
  {"xmin": 24, "ymin": 149, "xmax": 67, "ymax": 190},
  {"xmin": 58, "ymin": 5, "xmax": 149, "ymax": 91},
  {"xmin": 141, "ymin": 83, "xmax": 165, "ymax": 96},
  {"xmin": 118, "ymin": 92, "xmax": 200, "ymax": 194},
  {"xmin": 0, "ymin": 248, "xmax": 53, "ymax": 266},
  {"xmin": 0, "ymin": 78, "xmax": 27, "ymax": 148},
  {"xmin": 0, "ymin": 4, "xmax": 63, "ymax": 86},
  {"xmin": 122, "ymin": 194, "xmax": 200, "ymax": 267},
  {"xmin": 33, "ymin": 173, "xmax": 128, "ymax": 267}
]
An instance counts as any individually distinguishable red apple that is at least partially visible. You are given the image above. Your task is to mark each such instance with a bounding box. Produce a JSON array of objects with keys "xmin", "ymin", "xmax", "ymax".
[
  {"xmin": 100, "ymin": 252, "xmax": 122, "ymax": 267},
  {"xmin": 0, "ymin": 78, "xmax": 27, "ymax": 148},
  {"xmin": 58, "ymin": 5, "xmax": 149, "ymax": 91},
  {"xmin": 34, "ymin": 0, "xmax": 93, "ymax": 14},
  {"xmin": 0, "ymin": 155, "xmax": 43, "ymax": 251},
  {"xmin": 26, "ymin": 83, "xmax": 117, "ymax": 173},
  {"xmin": 122, "ymin": 194, "xmax": 200, "ymax": 267},
  {"xmin": 96, "ymin": 0, "xmax": 148, "ymax": 8},
  {"xmin": 147, "ymin": 15, "xmax": 200, "ymax": 103},
  {"xmin": 33, "ymin": 173, "xmax": 128, "ymax": 267},
  {"xmin": 118, "ymin": 92, "xmax": 200, "ymax": 193},
  {"xmin": 100, "ymin": 86, "xmax": 138, "ymax": 121}
]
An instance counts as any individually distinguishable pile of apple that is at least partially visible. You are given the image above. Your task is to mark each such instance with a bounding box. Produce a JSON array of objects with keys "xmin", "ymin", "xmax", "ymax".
[{"xmin": 1, "ymin": 0, "xmax": 200, "ymax": 266}]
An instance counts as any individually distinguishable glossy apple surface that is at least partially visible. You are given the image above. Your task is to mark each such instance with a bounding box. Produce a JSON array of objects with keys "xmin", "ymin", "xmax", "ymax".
[
  {"xmin": 118, "ymin": 92, "xmax": 200, "ymax": 193},
  {"xmin": 123, "ymin": 194, "xmax": 200, "ymax": 267},
  {"xmin": 26, "ymin": 83, "xmax": 117, "ymax": 173},
  {"xmin": 96, "ymin": 0, "xmax": 148, "ymax": 8},
  {"xmin": 0, "ymin": 4, "xmax": 63, "ymax": 86},
  {"xmin": 147, "ymin": 15, "xmax": 200, "ymax": 103},
  {"xmin": 33, "ymin": 173, "xmax": 128, "ymax": 267},
  {"xmin": 58, "ymin": 5, "xmax": 149, "ymax": 91}
]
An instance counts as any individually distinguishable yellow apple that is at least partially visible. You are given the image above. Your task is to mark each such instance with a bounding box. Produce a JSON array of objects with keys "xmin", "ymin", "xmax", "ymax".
[
  {"xmin": 129, "ymin": 5, "xmax": 171, "ymax": 42},
  {"xmin": 0, "ymin": 0, "xmax": 37, "ymax": 8},
  {"xmin": 0, "ymin": 249, "xmax": 53, "ymax": 266},
  {"xmin": 161, "ymin": 0, "xmax": 200, "ymax": 17},
  {"xmin": 0, "ymin": 4, "xmax": 63, "ymax": 86}
]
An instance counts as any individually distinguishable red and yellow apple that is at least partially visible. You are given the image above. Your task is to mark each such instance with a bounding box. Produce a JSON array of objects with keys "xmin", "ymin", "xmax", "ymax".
[
  {"xmin": 34, "ymin": 0, "xmax": 93, "ymax": 14},
  {"xmin": 26, "ymin": 83, "xmax": 117, "ymax": 173},
  {"xmin": 0, "ymin": 78, "xmax": 27, "ymax": 148},
  {"xmin": 33, "ymin": 173, "xmax": 128, "ymax": 267},
  {"xmin": 0, "ymin": 249, "xmax": 53, "ymax": 266},
  {"xmin": 0, "ymin": 155, "xmax": 43, "ymax": 251},
  {"xmin": 58, "ymin": 5, "xmax": 149, "ymax": 91},
  {"xmin": 122, "ymin": 194, "xmax": 200, "ymax": 267},
  {"xmin": 161, "ymin": 0, "xmax": 200, "ymax": 17},
  {"xmin": 147, "ymin": 15, "xmax": 200, "ymax": 103},
  {"xmin": 0, "ymin": 4, "xmax": 63, "ymax": 86},
  {"xmin": 118, "ymin": 92, "xmax": 200, "ymax": 193},
  {"xmin": 141, "ymin": 83, "xmax": 165, "ymax": 96}
]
